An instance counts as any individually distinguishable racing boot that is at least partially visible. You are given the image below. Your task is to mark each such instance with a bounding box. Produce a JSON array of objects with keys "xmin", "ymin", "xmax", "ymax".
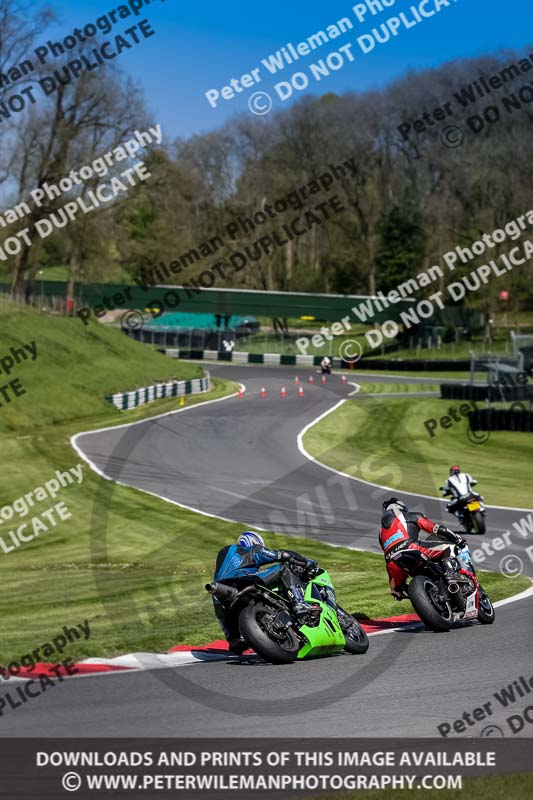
[
  {"xmin": 228, "ymin": 637, "xmax": 248, "ymax": 655},
  {"xmin": 442, "ymin": 557, "xmax": 462, "ymax": 588},
  {"xmin": 287, "ymin": 585, "xmax": 321, "ymax": 624}
]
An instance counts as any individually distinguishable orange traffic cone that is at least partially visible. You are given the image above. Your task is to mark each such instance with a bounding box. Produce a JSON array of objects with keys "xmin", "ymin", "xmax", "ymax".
[
  {"xmin": 298, "ymin": 386, "xmax": 304, "ymax": 398},
  {"xmin": 341, "ymin": 375, "xmax": 347, "ymax": 383},
  {"xmin": 260, "ymin": 387, "xmax": 266, "ymax": 398},
  {"xmin": 294, "ymin": 376, "xmax": 299, "ymax": 384},
  {"xmin": 281, "ymin": 386, "xmax": 287, "ymax": 397},
  {"xmin": 309, "ymin": 375, "xmax": 314, "ymax": 383},
  {"xmin": 321, "ymin": 375, "xmax": 326, "ymax": 384},
  {"xmin": 238, "ymin": 387, "xmax": 244, "ymax": 398}
]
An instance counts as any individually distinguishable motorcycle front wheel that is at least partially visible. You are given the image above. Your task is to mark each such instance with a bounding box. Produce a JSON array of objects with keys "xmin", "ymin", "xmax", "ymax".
[
  {"xmin": 238, "ymin": 603, "xmax": 300, "ymax": 664},
  {"xmin": 408, "ymin": 575, "xmax": 453, "ymax": 632},
  {"xmin": 337, "ymin": 606, "xmax": 369, "ymax": 654},
  {"xmin": 477, "ymin": 587, "xmax": 495, "ymax": 624}
]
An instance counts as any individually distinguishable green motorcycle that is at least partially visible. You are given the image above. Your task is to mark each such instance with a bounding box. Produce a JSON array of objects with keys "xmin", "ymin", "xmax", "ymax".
[{"xmin": 206, "ymin": 562, "xmax": 369, "ymax": 664}]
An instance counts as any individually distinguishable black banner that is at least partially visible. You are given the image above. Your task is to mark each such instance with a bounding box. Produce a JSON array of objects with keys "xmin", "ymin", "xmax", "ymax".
[{"xmin": 0, "ymin": 738, "xmax": 532, "ymax": 799}]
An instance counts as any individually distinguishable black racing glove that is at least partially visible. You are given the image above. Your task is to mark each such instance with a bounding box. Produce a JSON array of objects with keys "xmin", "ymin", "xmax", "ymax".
[
  {"xmin": 278, "ymin": 550, "xmax": 296, "ymax": 562},
  {"xmin": 435, "ymin": 525, "xmax": 462, "ymax": 545},
  {"xmin": 279, "ymin": 551, "xmax": 314, "ymax": 576},
  {"xmin": 305, "ymin": 559, "xmax": 320, "ymax": 577},
  {"xmin": 278, "ymin": 551, "xmax": 307, "ymax": 570},
  {"xmin": 391, "ymin": 584, "xmax": 408, "ymax": 601}
]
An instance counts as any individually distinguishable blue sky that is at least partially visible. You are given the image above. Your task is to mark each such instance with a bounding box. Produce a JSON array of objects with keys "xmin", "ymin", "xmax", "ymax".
[{"xmin": 47, "ymin": 0, "xmax": 532, "ymax": 140}]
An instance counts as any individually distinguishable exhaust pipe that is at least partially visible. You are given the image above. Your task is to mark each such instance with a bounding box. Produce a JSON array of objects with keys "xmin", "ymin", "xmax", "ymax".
[
  {"xmin": 447, "ymin": 582, "xmax": 460, "ymax": 594},
  {"xmin": 205, "ymin": 582, "xmax": 238, "ymax": 601}
]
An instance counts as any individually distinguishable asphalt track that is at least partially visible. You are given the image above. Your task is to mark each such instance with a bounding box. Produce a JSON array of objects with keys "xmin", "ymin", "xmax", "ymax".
[{"xmin": 2, "ymin": 366, "xmax": 532, "ymax": 738}]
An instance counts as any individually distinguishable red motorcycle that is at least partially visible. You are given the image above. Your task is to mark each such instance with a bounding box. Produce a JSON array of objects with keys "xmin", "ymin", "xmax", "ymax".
[{"xmin": 391, "ymin": 541, "xmax": 495, "ymax": 632}]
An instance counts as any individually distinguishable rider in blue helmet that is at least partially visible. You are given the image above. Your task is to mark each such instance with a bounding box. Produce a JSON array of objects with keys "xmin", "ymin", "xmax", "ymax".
[
  {"xmin": 212, "ymin": 531, "xmax": 320, "ymax": 654},
  {"xmin": 236, "ymin": 532, "xmax": 266, "ymax": 548}
]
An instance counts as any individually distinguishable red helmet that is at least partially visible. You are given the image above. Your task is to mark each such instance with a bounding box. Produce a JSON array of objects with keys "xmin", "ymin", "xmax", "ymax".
[{"xmin": 450, "ymin": 466, "xmax": 461, "ymax": 475}]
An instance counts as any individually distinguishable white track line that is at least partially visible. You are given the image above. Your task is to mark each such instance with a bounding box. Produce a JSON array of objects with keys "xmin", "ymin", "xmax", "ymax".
[
  {"xmin": 70, "ymin": 381, "xmax": 259, "ymax": 527},
  {"xmin": 492, "ymin": 581, "xmax": 533, "ymax": 607}
]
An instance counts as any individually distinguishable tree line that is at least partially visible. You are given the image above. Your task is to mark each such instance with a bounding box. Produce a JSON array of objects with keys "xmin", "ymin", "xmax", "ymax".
[{"xmin": 1, "ymin": 0, "xmax": 532, "ymax": 321}]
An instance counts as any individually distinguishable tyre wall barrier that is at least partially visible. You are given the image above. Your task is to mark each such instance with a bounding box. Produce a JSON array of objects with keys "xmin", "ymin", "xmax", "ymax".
[
  {"xmin": 468, "ymin": 408, "xmax": 533, "ymax": 432},
  {"xmin": 441, "ymin": 384, "xmax": 533, "ymax": 402},
  {"xmin": 105, "ymin": 375, "xmax": 210, "ymax": 411},
  {"xmin": 159, "ymin": 348, "xmax": 471, "ymax": 372}
]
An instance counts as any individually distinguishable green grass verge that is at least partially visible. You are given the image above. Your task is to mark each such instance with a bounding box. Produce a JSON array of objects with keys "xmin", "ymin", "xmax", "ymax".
[
  {"xmin": 0, "ymin": 305, "xmax": 232, "ymax": 663},
  {"xmin": 315, "ymin": 773, "xmax": 533, "ymax": 800},
  {"xmin": 349, "ymin": 371, "xmax": 482, "ymax": 380},
  {"xmin": 303, "ymin": 396, "xmax": 533, "ymax": 508},
  {"xmin": 358, "ymin": 383, "xmax": 439, "ymax": 394},
  {"xmin": 373, "ymin": 341, "xmax": 510, "ymax": 359},
  {"xmin": 0, "ymin": 305, "xmax": 528, "ymax": 666}
]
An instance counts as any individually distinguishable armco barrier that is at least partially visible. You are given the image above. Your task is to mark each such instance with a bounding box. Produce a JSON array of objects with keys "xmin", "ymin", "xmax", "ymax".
[
  {"xmin": 160, "ymin": 349, "xmax": 471, "ymax": 372},
  {"xmin": 105, "ymin": 375, "xmax": 210, "ymax": 411},
  {"xmin": 469, "ymin": 408, "xmax": 533, "ymax": 432},
  {"xmin": 441, "ymin": 384, "xmax": 533, "ymax": 402}
]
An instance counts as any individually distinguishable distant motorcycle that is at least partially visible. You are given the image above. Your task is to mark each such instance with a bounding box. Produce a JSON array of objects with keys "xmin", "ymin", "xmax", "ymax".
[
  {"xmin": 206, "ymin": 561, "xmax": 368, "ymax": 663},
  {"xmin": 390, "ymin": 540, "xmax": 495, "ymax": 632},
  {"xmin": 320, "ymin": 357, "xmax": 332, "ymax": 375},
  {"xmin": 441, "ymin": 488, "xmax": 487, "ymax": 534}
]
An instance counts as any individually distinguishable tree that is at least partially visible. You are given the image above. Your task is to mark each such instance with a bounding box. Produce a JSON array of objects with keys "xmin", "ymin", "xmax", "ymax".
[
  {"xmin": 8, "ymin": 62, "xmax": 147, "ymax": 294},
  {"xmin": 375, "ymin": 201, "xmax": 427, "ymax": 293}
]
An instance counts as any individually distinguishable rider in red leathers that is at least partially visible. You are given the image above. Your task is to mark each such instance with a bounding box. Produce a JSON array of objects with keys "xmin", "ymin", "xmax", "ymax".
[{"xmin": 379, "ymin": 497, "xmax": 464, "ymax": 599}]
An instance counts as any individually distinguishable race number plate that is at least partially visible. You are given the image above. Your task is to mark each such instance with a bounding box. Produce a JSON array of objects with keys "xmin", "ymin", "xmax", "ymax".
[{"xmin": 463, "ymin": 590, "xmax": 478, "ymax": 619}]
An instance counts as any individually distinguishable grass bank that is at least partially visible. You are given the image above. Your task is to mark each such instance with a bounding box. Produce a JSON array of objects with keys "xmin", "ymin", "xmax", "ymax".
[
  {"xmin": 357, "ymin": 383, "xmax": 439, "ymax": 394},
  {"xmin": 0, "ymin": 303, "xmax": 203, "ymax": 433},
  {"xmin": 303, "ymin": 395, "xmax": 533, "ymax": 508}
]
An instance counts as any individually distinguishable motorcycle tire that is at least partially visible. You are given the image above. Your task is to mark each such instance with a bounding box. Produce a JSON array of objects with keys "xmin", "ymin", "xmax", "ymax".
[
  {"xmin": 408, "ymin": 575, "xmax": 453, "ymax": 632},
  {"xmin": 337, "ymin": 606, "xmax": 369, "ymax": 654},
  {"xmin": 238, "ymin": 603, "xmax": 300, "ymax": 664},
  {"xmin": 472, "ymin": 511, "xmax": 486, "ymax": 535},
  {"xmin": 477, "ymin": 587, "xmax": 496, "ymax": 625}
]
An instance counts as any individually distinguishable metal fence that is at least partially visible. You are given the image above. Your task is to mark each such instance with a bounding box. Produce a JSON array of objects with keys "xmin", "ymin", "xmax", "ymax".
[
  {"xmin": 122, "ymin": 325, "xmax": 491, "ymax": 359},
  {"xmin": 0, "ymin": 291, "xmax": 75, "ymax": 316}
]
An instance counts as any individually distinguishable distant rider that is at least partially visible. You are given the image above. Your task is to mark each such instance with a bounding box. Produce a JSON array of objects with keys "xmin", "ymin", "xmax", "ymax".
[
  {"xmin": 321, "ymin": 356, "xmax": 332, "ymax": 373},
  {"xmin": 213, "ymin": 532, "xmax": 320, "ymax": 654},
  {"xmin": 441, "ymin": 466, "xmax": 479, "ymax": 519},
  {"xmin": 379, "ymin": 498, "xmax": 464, "ymax": 600}
]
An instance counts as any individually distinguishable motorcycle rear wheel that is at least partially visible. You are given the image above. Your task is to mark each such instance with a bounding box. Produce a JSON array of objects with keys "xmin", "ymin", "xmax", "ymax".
[
  {"xmin": 238, "ymin": 603, "xmax": 300, "ymax": 664},
  {"xmin": 409, "ymin": 575, "xmax": 453, "ymax": 632},
  {"xmin": 472, "ymin": 511, "xmax": 486, "ymax": 535}
]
